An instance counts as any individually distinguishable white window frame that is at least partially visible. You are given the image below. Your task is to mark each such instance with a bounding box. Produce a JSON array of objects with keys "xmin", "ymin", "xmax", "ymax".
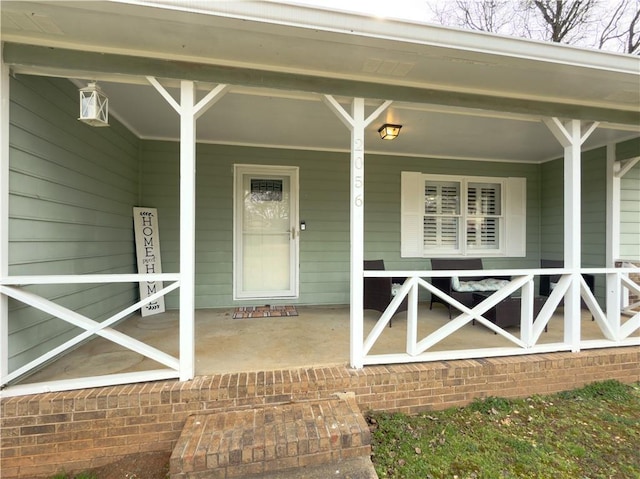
[{"xmin": 401, "ymin": 172, "xmax": 526, "ymax": 258}]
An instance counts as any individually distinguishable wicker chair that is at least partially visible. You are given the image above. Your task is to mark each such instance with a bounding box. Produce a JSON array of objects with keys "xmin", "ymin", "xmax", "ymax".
[
  {"xmin": 363, "ymin": 260, "xmax": 407, "ymax": 327},
  {"xmin": 429, "ymin": 258, "xmax": 480, "ymax": 318},
  {"xmin": 429, "ymin": 258, "xmax": 509, "ymax": 319}
]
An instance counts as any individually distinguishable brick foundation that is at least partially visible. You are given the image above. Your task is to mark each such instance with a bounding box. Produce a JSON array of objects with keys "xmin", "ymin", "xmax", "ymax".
[{"xmin": 1, "ymin": 347, "xmax": 639, "ymax": 478}]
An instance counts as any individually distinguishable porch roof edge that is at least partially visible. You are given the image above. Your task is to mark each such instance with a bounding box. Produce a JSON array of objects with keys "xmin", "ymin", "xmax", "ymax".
[
  {"xmin": 122, "ymin": 0, "xmax": 640, "ymax": 75},
  {"xmin": 4, "ymin": 43, "xmax": 640, "ymax": 126}
]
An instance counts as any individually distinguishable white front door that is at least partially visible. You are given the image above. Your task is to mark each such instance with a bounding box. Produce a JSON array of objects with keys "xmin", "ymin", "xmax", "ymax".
[{"xmin": 234, "ymin": 165, "xmax": 299, "ymax": 299}]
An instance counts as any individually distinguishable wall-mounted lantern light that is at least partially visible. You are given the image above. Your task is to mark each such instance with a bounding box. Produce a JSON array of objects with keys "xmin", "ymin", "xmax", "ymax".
[
  {"xmin": 378, "ymin": 123, "xmax": 402, "ymax": 140},
  {"xmin": 78, "ymin": 82, "xmax": 109, "ymax": 127}
]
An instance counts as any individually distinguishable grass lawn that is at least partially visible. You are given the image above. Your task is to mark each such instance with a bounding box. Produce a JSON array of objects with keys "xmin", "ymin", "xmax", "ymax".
[{"xmin": 368, "ymin": 380, "xmax": 640, "ymax": 479}]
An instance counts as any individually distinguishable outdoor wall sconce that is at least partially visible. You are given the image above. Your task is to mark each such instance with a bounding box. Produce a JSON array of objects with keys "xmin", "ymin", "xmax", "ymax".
[
  {"xmin": 378, "ymin": 123, "xmax": 402, "ymax": 140},
  {"xmin": 78, "ymin": 82, "xmax": 109, "ymax": 127}
]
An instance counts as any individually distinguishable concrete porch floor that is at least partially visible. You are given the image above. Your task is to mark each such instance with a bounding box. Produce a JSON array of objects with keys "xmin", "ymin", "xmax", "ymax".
[{"xmin": 21, "ymin": 302, "xmax": 610, "ymax": 386}]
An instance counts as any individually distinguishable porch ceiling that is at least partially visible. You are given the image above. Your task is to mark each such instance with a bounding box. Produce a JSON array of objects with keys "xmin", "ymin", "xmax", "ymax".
[{"xmin": 1, "ymin": 0, "xmax": 639, "ymax": 162}]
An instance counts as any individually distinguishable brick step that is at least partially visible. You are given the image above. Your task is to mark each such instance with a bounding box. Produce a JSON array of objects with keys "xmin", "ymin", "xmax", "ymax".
[{"xmin": 169, "ymin": 393, "xmax": 376, "ymax": 479}]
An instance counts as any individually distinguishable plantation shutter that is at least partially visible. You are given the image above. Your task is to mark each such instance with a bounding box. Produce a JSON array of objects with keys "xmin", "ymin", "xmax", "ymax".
[
  {"xmin": 505, "ymin": 177, "xmax": 527, "ymax": 257},
  {"xmin": 467, "ymin": 182, "xmax": 500, "ymax": 250},
  {"xmin": 401, "ymin": 172, "xmax": 423, "ymax": 257},
  {"xmin": 424, "ymin": 181, "xmax": 460, "ymax": 250},
  {"xmin": 402, "ymin": 173, "xmax": 526, "ymax": 257}
]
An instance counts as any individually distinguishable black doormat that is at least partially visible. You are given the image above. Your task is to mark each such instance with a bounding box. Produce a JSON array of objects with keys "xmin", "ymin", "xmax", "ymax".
[{"xmin": 232, "ymin": 305, "xmax": 298, "ymax": 319}]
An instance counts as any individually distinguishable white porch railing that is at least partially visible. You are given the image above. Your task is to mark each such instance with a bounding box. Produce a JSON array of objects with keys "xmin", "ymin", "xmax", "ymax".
[
  {"xmin": 0, "ymin": 273, "xmax": 180, "ymax": 397},
  {"xmin": 361, "ymin": 267, "xmax": 640, "ymax": 366},
  {"xmin": 2, "ymin": 268, "xmax": 638, "ymax": 397}
]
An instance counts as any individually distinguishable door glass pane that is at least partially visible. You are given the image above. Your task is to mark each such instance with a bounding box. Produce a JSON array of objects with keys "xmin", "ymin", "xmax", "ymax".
[{"xmin": 242, "ymin": 175, "xmax": 290, "ymax": 292}]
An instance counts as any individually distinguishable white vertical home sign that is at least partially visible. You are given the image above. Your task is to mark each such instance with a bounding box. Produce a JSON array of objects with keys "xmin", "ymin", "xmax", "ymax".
[{"xmin": 133, "ymin": 207, "xmax": 165, "ymax": 316}]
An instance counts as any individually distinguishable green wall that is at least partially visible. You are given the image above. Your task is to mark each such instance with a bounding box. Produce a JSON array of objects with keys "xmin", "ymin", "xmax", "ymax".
[
  {"xmin": 140, "ymin": 142, "xmax": 542, "ymax": 309},
  {"xmin": 8, "ymin": 76, "xmax": 140, "ymax": 373},
  {"xmin": 617, "ymin": 138, "xmax": 640, "ymax": 261},
  {"xmin": 540, "ymin": 147, "xmax": 608, "ymax": 267},
  {"xmin": 541, "ymin": 138, "xmax": 640, "ymax": 264}
]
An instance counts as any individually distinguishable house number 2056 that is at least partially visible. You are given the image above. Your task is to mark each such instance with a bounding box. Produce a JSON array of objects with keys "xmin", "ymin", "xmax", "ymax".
[
  {"xmin": 355, "ymin": 175, "xmax": 363, "ymax": 207},
  {"xmin": 354, "ymin": 139, "xmax": 363, "ymax": 207}
]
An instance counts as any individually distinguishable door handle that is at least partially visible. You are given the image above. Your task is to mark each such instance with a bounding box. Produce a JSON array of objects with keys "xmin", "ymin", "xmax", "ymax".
[{"xmin": 291, "ymin": 227, "xmax": 297, "ymax": 239}]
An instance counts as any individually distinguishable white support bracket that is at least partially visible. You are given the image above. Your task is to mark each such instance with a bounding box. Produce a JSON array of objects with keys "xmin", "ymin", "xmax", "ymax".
[
  {"xmin": 580, "ymin": 122, "xmax": 600, "ymax": 145},
  {"xmin": 616, "ymin": 156, "xmax": 640, "ymax": 178},
  {"xmin": 147, "ymin": 76, "xmax": 229, "ymax": 118},
  {"xmin": 543, "ymin": 118, "xmax": 599, "ymax": 147}
]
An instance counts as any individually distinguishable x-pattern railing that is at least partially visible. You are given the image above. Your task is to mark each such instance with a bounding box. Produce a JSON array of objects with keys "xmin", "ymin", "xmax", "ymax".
[
  {"xmin": 2, "ymin": 268, "xmax": 637, "ymax": 394},
  {"xmin": 362, "ymin": 267, "xmax": 640, "ymax": 365},
  {"xmin": 1, "ymin": 273, "xmax": 180, "ymax": 389}
]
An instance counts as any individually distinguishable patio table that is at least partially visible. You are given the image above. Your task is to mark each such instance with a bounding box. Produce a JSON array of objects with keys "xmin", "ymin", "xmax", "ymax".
[{"xmin": 472, "ymin": 292, "xmax": 546, "ymax": 330}]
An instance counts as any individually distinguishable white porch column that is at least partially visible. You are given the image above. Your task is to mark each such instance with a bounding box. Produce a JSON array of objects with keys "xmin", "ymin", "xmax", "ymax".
[
  {"xmin": 178, "ymin": 81, "xmax": 197, "ymax": 381},
  {"xmin": 544, "ymin": 118, "xmax": 598, "ymax": 351},
  {"xmin": 606, "ymin": 143, "xmax": 619, "ymax": 268},
  {"xmin": 350, "ymin": 99, "xmax": 366, "ymax": 368},
  {"xmin": 564, "ymin": 119, "xmax": 582, "ymax": 351},
  {"xmin": 1, "ymin": 55, "xmax": 10, "ymax": 381},
  {"xmin": 148, "ymin": 78, "xmax": 228, "ymax": 381},
  {"xmin": 323, "ymin": 96, "xmax": 392, "ymax": 368},
  {"xmin": 606, "ymin": 143, "xmax": 621, "ymax": 332}
]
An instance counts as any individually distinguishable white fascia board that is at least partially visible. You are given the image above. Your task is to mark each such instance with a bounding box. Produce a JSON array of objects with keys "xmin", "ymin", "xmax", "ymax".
[{"xmin": 120, "ymin": 0, "xmax": 640, "ymax": 75}]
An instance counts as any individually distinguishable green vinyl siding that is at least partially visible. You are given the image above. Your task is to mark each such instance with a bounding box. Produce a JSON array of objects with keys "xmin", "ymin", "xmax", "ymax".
[
  {"xmin": 140, "ymin": 143, "xmax": 541, "ymax": 308},
  {"xmin": 618, "ymin": 138, "xmax": 640, "ymax": 261},
  {"xmin": 540, "ymin": 147, "xmax": 608, "ymax": 267},
  {"xmin": 7, "ymin": 76, "xmax": 140, "ymax": 373},
  {"xmin": 581, "ymin": 147, "xmax": 607, "ymax": 267},
  {"xmin": 541, "ymin": 138, "xmax": 640, "ymax": 264},
  {"xmin": 539, "ymin": 157, "xmax": 564, "ymax": 262}
]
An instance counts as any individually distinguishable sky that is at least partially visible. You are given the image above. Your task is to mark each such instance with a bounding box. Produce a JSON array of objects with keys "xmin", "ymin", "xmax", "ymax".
[
  {"xmin": 281, "ymin": 0, "xmax": 638, "ymax": 53},
  {"xmin": 283, "ymin": 0, "xmax": 433, "ymax": 22}
]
